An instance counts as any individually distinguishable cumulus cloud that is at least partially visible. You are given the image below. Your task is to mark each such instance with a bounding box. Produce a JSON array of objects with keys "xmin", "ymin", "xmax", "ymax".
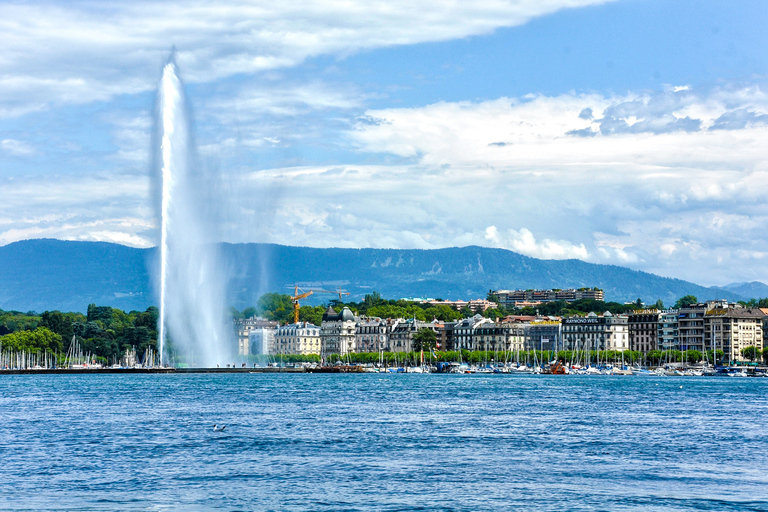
[
  {"xmin": 4, "ymin": 81, "xmax": 768, "ymax": 286},
  {"xmin": 0, "ymin": 0, "xmax": 613, "ymax": 116},
  {"xmin": 485, "ymin": 226, "xmax": 589, "ymax": 260}
]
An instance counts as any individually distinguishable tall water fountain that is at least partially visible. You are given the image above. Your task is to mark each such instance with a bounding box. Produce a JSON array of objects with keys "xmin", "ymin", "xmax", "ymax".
[{"xmin": 154, "ymin": 56, "xmax": 229, "ymax": 367}]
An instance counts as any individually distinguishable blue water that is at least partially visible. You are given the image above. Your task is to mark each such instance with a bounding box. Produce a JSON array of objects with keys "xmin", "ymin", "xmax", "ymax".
[{"xmin": 1, "ymin": 374, "xmax": 767, "ymax": 511}]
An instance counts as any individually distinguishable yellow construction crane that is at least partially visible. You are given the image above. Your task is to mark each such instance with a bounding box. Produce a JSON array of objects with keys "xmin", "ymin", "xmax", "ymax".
[
  {"xmin": 290, "ymin": 285, "xmax": 313, "ymax": 324},
  {"xmin": 290, "ymin": 285, "xmax": 351, "ymax": 324}
]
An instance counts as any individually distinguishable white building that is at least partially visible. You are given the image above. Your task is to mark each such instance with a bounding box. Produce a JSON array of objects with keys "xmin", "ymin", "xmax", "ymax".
[
  {"xmin": 320, "ymin": 306, "xmax": 357, "ymax": 356},
  {"xmin": 234, "ymin": 318, "xmax": 278, "ymax": 355}
]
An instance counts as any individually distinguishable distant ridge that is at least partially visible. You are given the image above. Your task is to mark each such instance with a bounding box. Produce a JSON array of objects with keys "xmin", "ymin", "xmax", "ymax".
[
  {"xmin": 0, "ymin": 239, "xmax": 745, "ymax": 313},
  {"xmin": 722, "ymin": 281, "xmax": 768, "ymax": 300}
]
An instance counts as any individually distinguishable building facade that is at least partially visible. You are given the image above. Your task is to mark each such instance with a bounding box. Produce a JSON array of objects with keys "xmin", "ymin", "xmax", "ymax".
[
  {"xmin": 451, "ymin": 315, "xmax": 494, "ymax": 351},
  {"xmin": 387, "ymin": 319, "xmax": 438, "ymax": 352},
  {"xmin": 355, "ymin": 318, "xmax": 390, "ymax": 353},
  {"xmin": 474, "ymin": 322, "xmax": 525, "ymax": 352},
  {"xmin": 562, "ymin": 312, "xmax": 629, "ymax": 352},
  {"xmin": 320, "ymin": 306, "xmax": 357, "ymax": 356},
  {"xmin": 657, "ymin": 310, "xmax": 679, "ymax": 351},
  {"xmin": 523, "ymin": 320, "xmax": 562, "ymax": 352},
  {"xmin": 494, "ymin": 288, "xmax": 604, "ymax": 308},
  {"xmin": 678, "ymin": 303, "xmax": 708, "ymax": 352},
  {"xmin": 248, "ymin": 324, "xmax": 278, "ymax": 355},
  {"xmin": 628, "ymin": 311, "xmax": 660, "ymax": 353},
  {"xmin": 704, "ymin": 304, "xmax": 765, "ymax": 363},
  {"xmin": 234, "ymin": 318, "xmax": 278, "ymax": 355},
  {"xmin": 273, "ymin": 322, "xmax": 321, "ymax": 355}
]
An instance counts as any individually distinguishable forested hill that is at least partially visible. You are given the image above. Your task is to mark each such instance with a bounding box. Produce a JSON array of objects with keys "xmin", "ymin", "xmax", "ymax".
[{"xmin": 0, "ymin": 239, "xmax": 743, "ymax": 313}]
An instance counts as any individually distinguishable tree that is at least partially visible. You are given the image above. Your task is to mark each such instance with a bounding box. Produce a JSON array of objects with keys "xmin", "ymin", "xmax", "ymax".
[
  {"xmin": 654, "ymin": 299, "xmax": 664, "ymax": 310},
  {"xmin": 762, "ymin": 347, "xmax": 768, "ymax": 364},
  {"xmin": 685, "ymin": 350, "xmax": 702, "ymax": 364},
  {"xmin": 256, "ymin": 293, "xmax": 294, "ymax": 324},
  {"xmin": 674, "ymin": 295, "xmax": 698, "ymax": 309},
  {"xmin": 0, "ymin": 327, "xmax": 62, "ymax": 353},
  {"xmin": 412, "ymin": 328, "xmax": 437, "ymax": 352},
  {"xmin": 705, "ymin": 349, "xmax": 724, "ymax": 365},
  {"xmin": 741, "ymin": 346, "xmax": 759, "ymax": 362}
]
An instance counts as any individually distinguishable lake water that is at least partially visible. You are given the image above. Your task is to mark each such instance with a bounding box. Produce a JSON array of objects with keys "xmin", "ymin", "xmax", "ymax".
[{"xmin": 1, "ymin": 374, "xmax": 767, "ymax": 511}]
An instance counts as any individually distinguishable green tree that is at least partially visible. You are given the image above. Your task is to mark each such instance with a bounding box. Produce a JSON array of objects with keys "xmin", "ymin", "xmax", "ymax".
[
  {"xmin": 412, "ymin": 328, "xmax": 437, "ymax": 352},
  {"xmin": 298, "ymin": 305, "xmax": 325, "ymax": 326},
  {"xmin": 257, "ymin": 293, "xmax": 294, "ymax": 323},
  {"xmin": 762, "ymin": 347, "xmax": 768, "ymax": 364},
  {"xmin": 705, "ymin": 349, "xmax": 724, "ymax": 365},
  {"xmin": 674, "ymin": 295, "xmax": 698, "ymax": 309},
  {"xmin": 654, "ymin": 299, "xmax": 665, "ymax": 310},
  {"xmin": 0, "ymin": 327, "xmax": 63, "ymax": 353},
  {"xmin": 741, "ymin": 346, "xmax": 759, "ymax": 362},
  {"xmin": 685, "ymin": 350, "xmax": 702, "ymax": 364}
]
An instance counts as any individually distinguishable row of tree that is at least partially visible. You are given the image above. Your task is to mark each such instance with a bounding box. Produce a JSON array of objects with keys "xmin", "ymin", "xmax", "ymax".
[{"xmin": 0, "ymin": 305, "xmax": 158, "ymax": 364}]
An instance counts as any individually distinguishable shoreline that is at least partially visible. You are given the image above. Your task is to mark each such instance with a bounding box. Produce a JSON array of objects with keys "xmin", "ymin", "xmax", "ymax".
[{"xmin": 0, "ymin": 367, "xmax": 306, "ymax": 375}]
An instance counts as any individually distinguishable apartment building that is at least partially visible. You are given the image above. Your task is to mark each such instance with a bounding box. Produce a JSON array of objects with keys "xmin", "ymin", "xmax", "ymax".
[
  {"xmin": 273, "ymin": 322, "xmax": 321, "ymax": 355},
  {"xmin": 562, "ymin": 312, "xmax": 628, "ymax": 352}
]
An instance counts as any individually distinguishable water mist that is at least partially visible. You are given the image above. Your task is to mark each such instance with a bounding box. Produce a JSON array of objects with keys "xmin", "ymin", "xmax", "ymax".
[{"xmin": 154, "ymin": 57, "xmax": 229, "ymax": 367}]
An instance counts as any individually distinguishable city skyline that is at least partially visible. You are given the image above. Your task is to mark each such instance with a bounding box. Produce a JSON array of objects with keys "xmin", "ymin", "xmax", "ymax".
[{"xmin": 1, "ymin": 0, "xmax": 767, "ymax": 287}]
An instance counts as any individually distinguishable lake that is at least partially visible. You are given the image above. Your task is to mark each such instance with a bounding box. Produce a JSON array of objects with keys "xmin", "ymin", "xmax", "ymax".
[{"xmin": 1, "ymin": 373, "xmax": 767, "ymax": 511}]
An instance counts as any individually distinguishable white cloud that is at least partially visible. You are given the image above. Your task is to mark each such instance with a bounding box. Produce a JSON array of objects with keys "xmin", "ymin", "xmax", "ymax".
[
  {"xmin": 0, "ymin": 0, "xmax": 614, "ymax": 116},
  {"xmin": 4, "ymin": 81, "xmax": 768, "ymax": 286},
  {"xmin": 485, "ymin": 226, "xmax": 589, "ymax": 260},
  {"xmin": 0, "ymin": 139, "xmax": 35, "ymax": 156}
]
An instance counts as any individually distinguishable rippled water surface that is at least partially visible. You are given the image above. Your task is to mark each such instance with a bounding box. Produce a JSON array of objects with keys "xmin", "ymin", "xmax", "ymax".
[{"xmin": 1, "ymin": 374, "xmax": 767, "ymax": 511}]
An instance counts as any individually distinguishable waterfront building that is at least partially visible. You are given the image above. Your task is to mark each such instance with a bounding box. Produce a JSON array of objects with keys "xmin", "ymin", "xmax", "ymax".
[
  {"xmin": 234, "ymin": 317, "xmax": 278, "ymax": 355},
  {"xmin": 247, "ymin": 323, "xmax": 278, "ymax": 355},
  {"xmin": 273, "ymin": 322, "xmax": 321, "ymax": 355},
  {"xmin": 628, "ymin": 310, "xmax": 660, "ymax": 353},
  {"xmin": 355, "ymin": 317, "xmax": 389, "ymax": 353},
  {"xmin": 523, "ymin": 320, "xmax": 562, "ymax": 352},
  {"xmin": 678, "ymin": 303, "xmax": 711, "ymax": 352},
  {"xmin": 320, "ymin": 306, "xmax": 357, "ymax": 356},
  {"xmin": 494, "ymin": 288, "xmax": 604, "ymax": 308},
  {"xmin": 387, "ymin": 318, "xmax": 438, "ymax": 352},
  {"xmin": 704, "ymin": 304, "xmax": 765, "ymax": 363},
  {"xmin": 657, "ymin": 309, "xmax": 679, "ymax": 351},
  {"xmin": 438, "ymin": 321, "xmax": 458, "ymax": 351},
  {"xmin": 452, "ymin": 315, "xmax": 494, "ymax": 351},
  {"xmin": 474, "ymin": 322, "xmax": 525, "ymax": 352},
  {"xmin": 561, "ymin": 312, "xmax": 629, "ymax": 352}
]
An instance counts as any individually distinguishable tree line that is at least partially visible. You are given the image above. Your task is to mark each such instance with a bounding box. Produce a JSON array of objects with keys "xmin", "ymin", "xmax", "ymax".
[{"xmin": 0, "ymin": 305, "xmax": 158, "ymax": 364}]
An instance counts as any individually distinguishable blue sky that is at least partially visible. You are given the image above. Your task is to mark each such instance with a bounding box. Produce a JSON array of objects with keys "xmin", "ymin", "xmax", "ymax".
[{"xmin": 1, "ymin": 0, "xmax": 768, "ymax": 286}]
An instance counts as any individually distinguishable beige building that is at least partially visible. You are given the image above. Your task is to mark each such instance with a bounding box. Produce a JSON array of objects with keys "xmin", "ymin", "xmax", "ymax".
[
  {"xmin": 273, "ymin": 322, "xmax": 321, "ymax": 355},
  {"xmin": 704, "ymin": 304, "xmax": 765, "ymax": 363}
]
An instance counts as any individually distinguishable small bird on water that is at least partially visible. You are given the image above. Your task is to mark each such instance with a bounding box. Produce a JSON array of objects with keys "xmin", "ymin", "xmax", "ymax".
[{"xmin": 213, "ymin": 424, "xmax": 226, "ymax": 432}]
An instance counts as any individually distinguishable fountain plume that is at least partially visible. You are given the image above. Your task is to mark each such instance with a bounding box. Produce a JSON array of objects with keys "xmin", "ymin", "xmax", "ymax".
[{"xmin": 154, "ymin": 56, "xmax": 229, "ymax": 367}]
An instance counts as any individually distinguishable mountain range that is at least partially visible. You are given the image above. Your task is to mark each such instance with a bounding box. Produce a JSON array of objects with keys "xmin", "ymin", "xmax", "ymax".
[{"xmin": 0, "ymin": 238, "xmax": 759, "ymax": 313}]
